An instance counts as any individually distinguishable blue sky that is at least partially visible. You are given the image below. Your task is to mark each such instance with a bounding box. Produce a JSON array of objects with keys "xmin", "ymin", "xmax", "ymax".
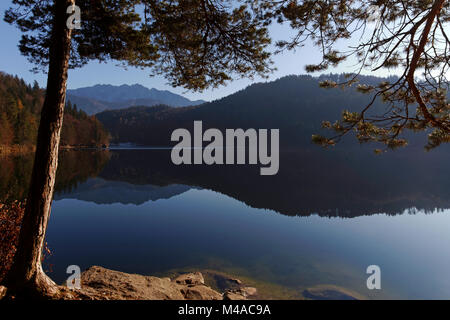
[{"xmin": 0, "ymin": 1, "xmax": 393, "ymax": 102}]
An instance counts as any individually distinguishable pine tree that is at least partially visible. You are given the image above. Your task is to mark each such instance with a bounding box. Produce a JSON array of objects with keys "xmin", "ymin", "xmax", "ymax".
[
  {"xmin": 3, "ymin": 0, "xmax": 272, "ymax": 298},
  {"xmin": 257, "ymin": 0, "xmax": 450, "ymax": 150},
  {"xmin": 32, "ymin": 80, "xmax": 39, "ymax": 91}
]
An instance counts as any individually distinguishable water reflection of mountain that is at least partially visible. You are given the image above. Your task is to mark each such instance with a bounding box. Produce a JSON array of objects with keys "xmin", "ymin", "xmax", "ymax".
[
  {"xmin": 54, "ymin": 178, "xmax": 194, "ymax": 205},
  {"xmin": 95, "ymin": 148, "xmax": 450, "ymax": 218},
  {"xmin": 3, "ymin": 147, "xmax": 450, "ymax": 218}
]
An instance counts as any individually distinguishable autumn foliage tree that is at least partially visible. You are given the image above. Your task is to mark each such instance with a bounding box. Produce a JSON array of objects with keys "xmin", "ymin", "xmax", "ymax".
[
  {"xmin": 0, "ymin": 72, "xmax": 42, "ymax": 150},
  {"xmin": 61, "ymin": 101, "xmax": 110, "ymax": 147},
  {"xmin": 2, "ymin": 0, "xmax": 272, "ymax": 298},
  {"xmin": 0, "ymin": 72, "xmax": 108, "ymax": 151}
]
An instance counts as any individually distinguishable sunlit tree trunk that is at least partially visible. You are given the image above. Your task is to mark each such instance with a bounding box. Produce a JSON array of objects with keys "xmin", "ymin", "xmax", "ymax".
[{"xmin": 6, "ymin": 0, "xmax": 74, "ymax": 298}]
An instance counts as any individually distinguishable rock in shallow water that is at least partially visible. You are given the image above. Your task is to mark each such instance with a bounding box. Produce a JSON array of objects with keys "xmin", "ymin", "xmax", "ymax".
[
  {"xmin": 174, "ymin": 272, "xmax": 205, "ymax": 285},
  {"xmin": 223, "ymin": 291, "xmax": 247, "ymax": 300},
  {"xmin": 223, "ymin": 286, "xmax": 258, "ymax": 300},
  {"xmin": 303, "ymin": 285, "xmax": 362, "ymax": 300}
]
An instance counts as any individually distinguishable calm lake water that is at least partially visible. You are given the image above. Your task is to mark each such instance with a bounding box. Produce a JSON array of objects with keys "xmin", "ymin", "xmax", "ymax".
[{"xmin": 3, "ymin": 147, "xmax": 450, "ymax": 299}]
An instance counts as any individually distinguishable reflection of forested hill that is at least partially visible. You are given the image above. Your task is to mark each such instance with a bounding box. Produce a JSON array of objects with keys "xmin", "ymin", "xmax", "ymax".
[
  {"xmin": 0, "ymin": 154, "xmax": 34, "ymax": 202},
  {"xmin": 0, "ymin": 150, "xmax": 110, "ymax": 202},
  {"xmin": 54, "ymin": 178, "xmax": 194, "ymax": 205},
  {"xmin": 4, "ymin": 147, "xmax": 450, "ymax": 217},
  {"xmin": 96, "ymin": 149, "xmax": 450, "ymax": 218}
]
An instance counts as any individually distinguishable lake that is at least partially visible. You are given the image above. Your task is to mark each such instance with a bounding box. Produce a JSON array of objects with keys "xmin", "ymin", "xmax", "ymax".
[{"xmin": 2, "ymin": 147, "xmax": 450, "ymax": 299}]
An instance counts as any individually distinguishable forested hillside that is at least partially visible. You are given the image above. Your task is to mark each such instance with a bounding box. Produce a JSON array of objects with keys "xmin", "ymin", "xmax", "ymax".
[
  {"xmin": 61, "ymin": 101, "xmax": 110, "ymax": 147},
  {"xmin": 0, "ymin": 72, "xmax": 109, "ymax": 152},
  {"xmin": 97, "ymin": 74, "xmax": 426, "ymax": 148},
  {"xmin": 0, "ymin": 73, "xmax": 41, "ymax": 147}
]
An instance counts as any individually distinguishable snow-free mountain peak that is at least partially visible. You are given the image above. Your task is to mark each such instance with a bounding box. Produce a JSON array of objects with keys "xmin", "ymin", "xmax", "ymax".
[{"xmin": 67, "ymin": 83, "xmax": 206, "ymax": 115}]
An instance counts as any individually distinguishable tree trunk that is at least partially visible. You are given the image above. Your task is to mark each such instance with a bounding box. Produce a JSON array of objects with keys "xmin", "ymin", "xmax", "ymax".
[{"xmin": 5, "ymin": 0, "xmax": 74, "ymax": 298}]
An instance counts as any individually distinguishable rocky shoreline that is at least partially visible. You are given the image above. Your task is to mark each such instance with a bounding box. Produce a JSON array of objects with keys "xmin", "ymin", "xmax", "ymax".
[
  {"xmin": 0, "ymin": 266, "xmax": 364, "ymax": 300},
  {"xmin": 71, "ymin": 266, "xmax": 258, "ymax": 300}
]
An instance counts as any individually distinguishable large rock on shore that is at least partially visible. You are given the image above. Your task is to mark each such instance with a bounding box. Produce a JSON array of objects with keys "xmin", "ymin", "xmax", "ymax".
[
  {"xmin": 181, "ymin": 286, "xmax": 222, "ymax": 300},
  {"xmin": 75, "ymin": 266, "xmax": 244, "ymax": 300}
]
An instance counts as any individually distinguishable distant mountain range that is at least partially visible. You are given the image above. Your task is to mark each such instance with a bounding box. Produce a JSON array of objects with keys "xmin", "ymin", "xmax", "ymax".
[{"xmin": 67, "ymin": 84, "xmax": 206, "ymax": 115}]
